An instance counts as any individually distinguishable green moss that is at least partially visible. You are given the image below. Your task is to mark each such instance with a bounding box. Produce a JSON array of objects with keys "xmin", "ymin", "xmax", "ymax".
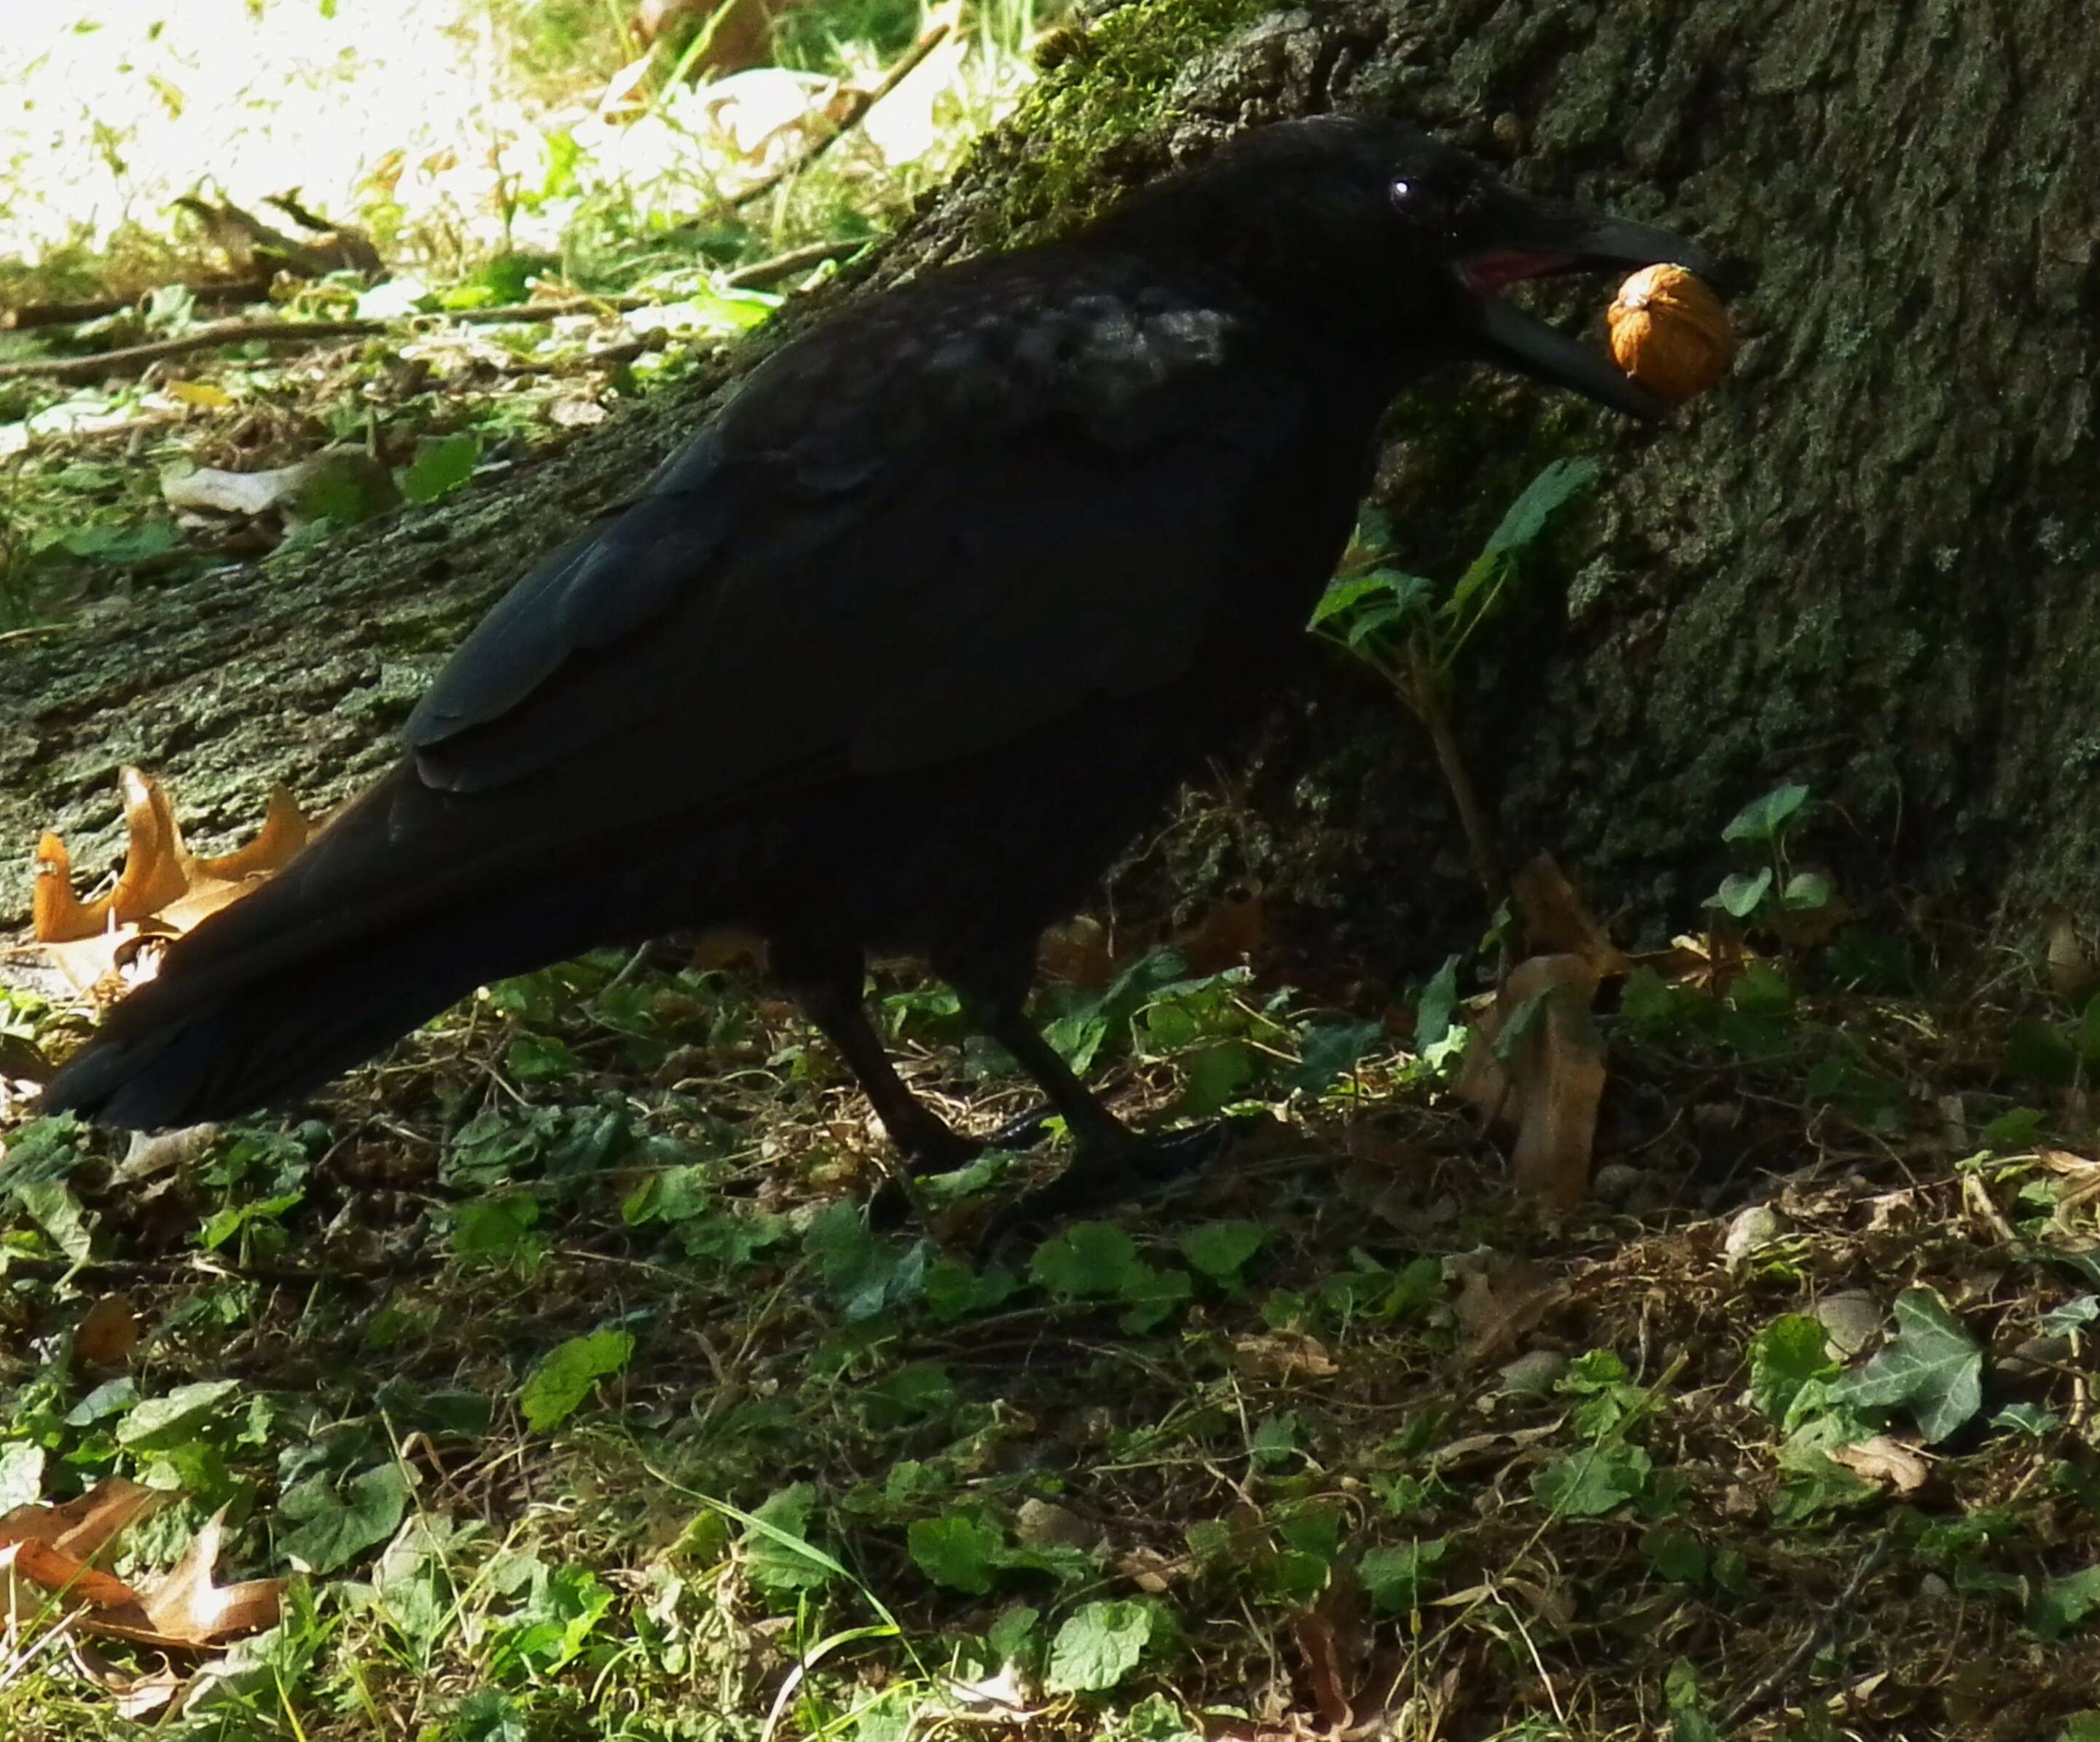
[{"xmin": 978, "ymin": 0, "xmax": 1281, "ymax": 243}]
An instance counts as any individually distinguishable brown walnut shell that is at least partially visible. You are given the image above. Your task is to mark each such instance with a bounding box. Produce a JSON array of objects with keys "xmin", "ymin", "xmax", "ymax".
[{"xmin": 1607, "ymin": 264, "xmax": 1733, "ymax": 404}]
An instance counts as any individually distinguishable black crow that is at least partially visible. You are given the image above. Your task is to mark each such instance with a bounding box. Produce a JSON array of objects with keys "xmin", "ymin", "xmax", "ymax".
[{"xmin": 42, "ymin": 117, "xmax": 1723, "ymax": 1228}]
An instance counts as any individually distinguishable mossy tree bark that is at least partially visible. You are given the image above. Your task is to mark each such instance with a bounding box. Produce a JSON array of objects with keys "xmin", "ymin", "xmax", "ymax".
[{"xmin": 7, "ymin": 0, "xmax": 2096, "ymax": 968}]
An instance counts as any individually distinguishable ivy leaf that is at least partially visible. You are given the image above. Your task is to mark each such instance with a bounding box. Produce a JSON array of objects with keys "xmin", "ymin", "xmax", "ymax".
[
  {"xmin": 2029, "ymin": 1566, "xmax": 2100, "ymax": 1641},
  {"xmin": 1830, "ymin": 1288, "xmax": 1982, "ymax": 1443},
  {"xmin": 279, "ymin": 1464, "xmax": 412, "ymax": 1574}
]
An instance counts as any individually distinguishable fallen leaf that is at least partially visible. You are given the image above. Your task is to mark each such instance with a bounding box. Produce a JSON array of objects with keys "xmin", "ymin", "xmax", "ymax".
[
  {"xmin": 35, "ymin": 769, "xmax": 311, "ymax": 996},
  {"xmin": 2, "ymin": 1538, "xmax": 140, "ymax": 1608},
  {"xmin": 1175, "ymin": 882, "xmax": 1266, "ymax": 978},
  {"xmin": 74, "ymin": 1294, "xmax": 142, "ymax": 1366},
  {"xmin": 1037, "ymin": 915, "xmax": 1114, "ymax": 989},
  {"xmin": 114, "ymin": 1123, "xmax": 222, "ymax": 1185},
  {"xmin": 1114, "ymin": 1546, "xmax": 1178, "ymax": 1593},
  {"xmin": 82, "ymin": 1508, "xmax": 286, "ymax": 1649},
  {"xmin": 0, "ymin": 1477, "xmax": 167, "ymax": 1561},
  {"xmin": 165, "ymin": 381, "xmax": 234, "ymax": 411},
  {"xmin": 1510, "ymin": 854, "xmax": 1629, "ymax": 973},
  {"xmin": 68, "ymin": 1639, "xmax": 184, "ymax": 1717},
  {"xmin": 1450, "ymin": 1253, "xmax": 1568, "ymax": 1364},
  {"xmin": 1830, "ymin": 1435, "xmax": 1929, "ymax": 1494},
  {"xmin": 1456, "ymin": 954, "xmax": 1607, "ymax": 1210},
  {"xmin": 1230, "ymin": 1333, "xmax": 1339, "ymax": 1381}
]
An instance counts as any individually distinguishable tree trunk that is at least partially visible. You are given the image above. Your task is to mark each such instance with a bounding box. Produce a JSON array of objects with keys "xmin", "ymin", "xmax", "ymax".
[{"xmin": 7, "ymin": 0, "xmax": 2096, "ymax": 970}]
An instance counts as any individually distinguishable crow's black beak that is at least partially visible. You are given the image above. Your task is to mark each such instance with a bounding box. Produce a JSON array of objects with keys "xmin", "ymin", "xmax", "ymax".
[{"xmin": 1456, "ymin": 203, "xmax": 1728, "ymax": 423}]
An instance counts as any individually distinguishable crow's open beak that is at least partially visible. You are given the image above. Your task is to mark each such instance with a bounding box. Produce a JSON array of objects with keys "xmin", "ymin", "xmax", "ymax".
[{"xmin": 1457, "ymin": 205, "xmax": 1728, "ymax": 423}]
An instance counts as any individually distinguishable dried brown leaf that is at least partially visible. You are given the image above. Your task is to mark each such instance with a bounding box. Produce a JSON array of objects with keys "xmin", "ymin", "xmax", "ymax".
[
  {"xmin": 0, "ymin": 1477, "xmax": 167, "ymax": 1561},
  {"xmin": 74, "ymin": 1294, "xmax": 142, "ymax": 1367},
  {"xmin": 82, "ymin": 1509, "xmax": 286, "ymax": 1649},
  {"xmin": 1830, "ymin": 1435, "xmax": 1929, "ymax": 1494},
  {"xmin": 1456, "ymin": 954, "xmax": 1607, "ymax": 1210},
  {"xmin": 1511, "ymin": 853, "xmax": 1629, "ymax": 973}
]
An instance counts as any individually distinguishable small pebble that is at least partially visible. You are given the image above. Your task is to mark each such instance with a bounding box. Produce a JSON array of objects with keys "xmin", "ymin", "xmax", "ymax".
[
  {"xmin": 1725, "ymin": 1204, "xmax": 1791, "ymax": 1268},
  {"xmin": 1497, "ymin": 1350, "xmax": 1570, "ymax": 1397}
]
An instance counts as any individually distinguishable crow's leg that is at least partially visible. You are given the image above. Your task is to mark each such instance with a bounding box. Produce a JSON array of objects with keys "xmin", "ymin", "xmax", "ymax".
[
  {"xmin": 945, "ymin": 947, "xmax": 1230, "ymax": 1252},
  {"xmin": 775, "ymin": 943, "xmax": 980, "ymax": 1177}
]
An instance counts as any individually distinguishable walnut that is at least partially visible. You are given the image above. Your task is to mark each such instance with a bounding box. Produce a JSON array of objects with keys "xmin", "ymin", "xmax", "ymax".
[{"xmin": 1607, "ymin": 264, "xmax": 1733, "ymax": 405}]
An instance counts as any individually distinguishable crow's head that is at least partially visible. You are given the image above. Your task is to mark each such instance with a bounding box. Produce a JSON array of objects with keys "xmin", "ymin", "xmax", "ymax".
[{"xmin": 1135, "ymin": 115, "xmax": 1728, "ymax": 421}]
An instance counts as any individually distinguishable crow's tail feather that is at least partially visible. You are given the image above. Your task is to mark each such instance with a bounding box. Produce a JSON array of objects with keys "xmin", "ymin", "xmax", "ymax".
[{"xmin": 39, "ymin": 766, "xmax": 682, "ymax": 1130}]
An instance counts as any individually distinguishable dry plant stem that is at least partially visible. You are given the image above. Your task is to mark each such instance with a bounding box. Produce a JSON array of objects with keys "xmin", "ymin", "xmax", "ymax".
[
  {"xmin": 0, "ymin": 294, "xmax": 660, "ymax": 383},
  {"xmin": 1720, "ymin": 1533, "xmax": 1894, "ymax": 1728},
  {"xmin": 1403, "ymin": 644, "xmax": 1507, "ymax": 906},
  {"xmin": 729, "ymin": 20, "xmax": 954, "ymax": 209},
  {"xmin": 1, "ymin": 276, "xmax": 277, "ymax": 330}
]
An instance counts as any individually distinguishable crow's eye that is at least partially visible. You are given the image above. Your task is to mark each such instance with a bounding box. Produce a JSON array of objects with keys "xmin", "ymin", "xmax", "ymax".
[{"xmin": 1389, "ymin": 178, "xmax": 1419, "ymax": 211}]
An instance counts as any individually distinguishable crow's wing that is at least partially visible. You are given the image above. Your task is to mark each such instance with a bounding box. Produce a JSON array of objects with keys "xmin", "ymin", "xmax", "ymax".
[{"xmin": 407, "ymin": 264, "xmax": 1309, "ymax": 807}]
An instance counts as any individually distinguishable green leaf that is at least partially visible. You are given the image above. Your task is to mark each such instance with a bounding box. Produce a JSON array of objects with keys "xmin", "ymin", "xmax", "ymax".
[
  {"xmin": 517, "ymin": 1329, "xmax": 635, "ymax": 1432},
  {"xmin": 279, "ymin": 1464, "xmax": 412, "ymax": 1574},
  {"xmin": 505, "ymin": 1033, "xmax": 582, "ymax": 1084},
  {"xmin": 1359, "ymin": 1539, "xmax": 1449, "ymax": 1611},
  {"xmin": 1179, "ymin": 1221, "xmax": 1268, "ymax": 1283},
  {"xmin": 1640, "ymin": 1527, "xmax": 1708, "ymax": 1585},
  {"xmin": 450, "ymin": 1195, "xmax": 543, "ymax": 1265},
  {"xmin": 2057, "ymin": 1713, "xmax": 2100, "ymax": 1742},
  {"xmin": 117, "ymin": 1379, "xmax": 240, "ymax": 1450},
  {"xmin": 742, "ymin": 1483, "xmax": 837, "ymax": 1596},
  {"xmin": 399, "ymin": 432, "xmax": 479, "ymax": 505},
  {"xmin": 2044, "ymin": 1296, "xmax": 2100, "ymax": 1336},
  {"xmin": 1480, "ymin": 458, "xmax": 1600, "ymax": 557},
  {"xmin": 1031, "ymin": 1223, "xmax": 1140, "ymax": 1297},
  {"xmin": 1288, "ymin": 1020, "xmax": 1383, "ymax": 1094},
  {"xmin": 1117, "ymin": 1263, "xmax": 1195, "ymax": 1333},
  {"xmin": 804, "ymin": 1201, "xmax": 927, "ymax": 1319},
  {"xmin": 1307, "ymin": 573, "xmax": 1393, "ymax": 628},
  {"xmin": 1414, "ymin": 956, "xmax": 1462, "ymax": 1051},
  {"xmin": 1980, "ymin": 1107, "xmax": 2046, "ymax": 1150},
  {"xmin": 1830, "ymin": 1288, "xmax": 1982, "ymax": 1443},
  {"xmin": 1531, "ymin": 1444, "xmax": 1652, "ymax": 1518},
  {"xmin": 1709, "ymin": 868, "xmax": 1774, "ymax": 918},
  {"xmin": 1043, "ymin": 1598, "xmax": 1153, "ymax": 1693},
  {"xmin": 1722, "ymin": 783, "xmax": 1811, "ymax": 846},
  {"xmin": 908, "ymin": 1515, "xmax": 1003, "ymax": 1594},
  {"xmin": 2029, "ymin": 1566, "xmax": 2100, "ymax": 1640},
  {"xmin": 988, "ymin": 1604, "xmax": 1039, "ymax": 1665},
  {"xmin": 2007, "ymin": 1019, "xmax": 2080, "ymax": 1088},
  {"xmin": 1994, "ymin": 1402, "xmax": 2062, "ymax": 1438},
  {"xmin": 1178, "ymin": 1040, "xmax": 1254, "ymax": 1116},
  {"xmin": 1782, "ymin": 871, "xmax": 1834, "ymax": 911},
  {"xmin": 1748, "ymin": 1315, "xmax": 1833, "ymax": 1424}
]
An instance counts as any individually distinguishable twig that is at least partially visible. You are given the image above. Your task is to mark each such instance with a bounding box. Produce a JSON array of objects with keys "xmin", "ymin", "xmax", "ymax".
[
  {"xmin": 730, "ymin": 20, "xmax": 952, "ymax": 209},
  {"xmin": 0, "ymin": 1252, "xmax": 436, "ymax": 1287},
  {"xmin": 0, "ymin": 294, "xmax": 659, "ymax": 385},
  {"xmin": 1, "ymin": 277, "xmax": 275, "ymax": 331},
  {"xmin": 723, "ymin": 237, "xmax": 867, "ymax": 288},
  {"xmin": 1720, "ymin": 1534, "xmax": 1894, "ymax": 1728}
]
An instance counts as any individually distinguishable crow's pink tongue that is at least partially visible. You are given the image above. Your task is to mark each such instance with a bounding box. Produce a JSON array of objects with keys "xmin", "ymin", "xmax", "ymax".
[{"xmin": 1460, "ymin": 250, "xmax": 1577, "ymax": 296}]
